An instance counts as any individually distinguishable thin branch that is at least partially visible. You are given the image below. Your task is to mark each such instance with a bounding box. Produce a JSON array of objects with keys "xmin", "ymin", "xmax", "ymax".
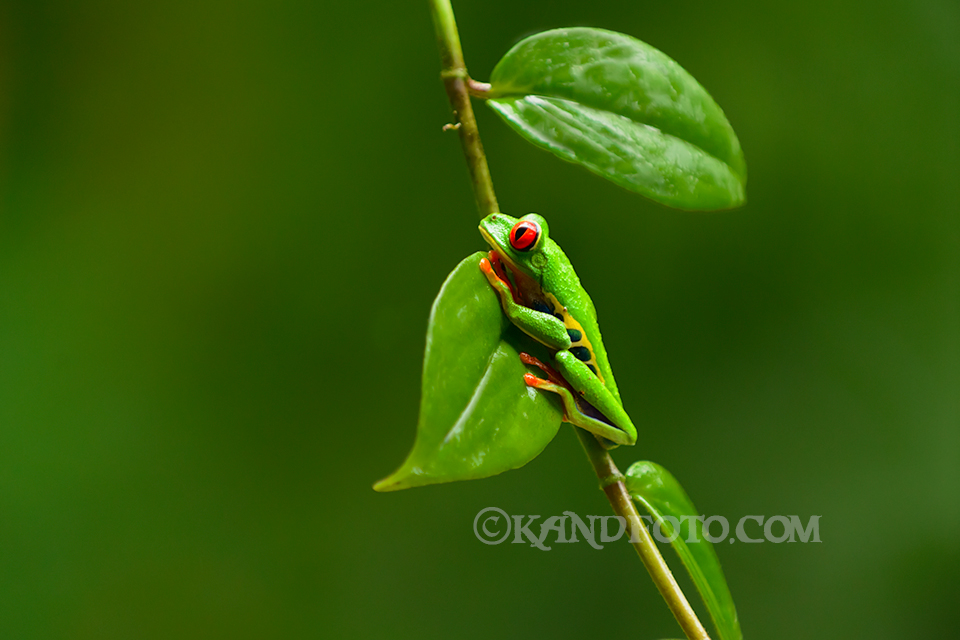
[
  {"xmin": 429, "ymin": 0, "xmax": 499, "ymax": 217},
  {"xmin": 576, "ymin": 429, "xmax": 711, "ymax": 640}
]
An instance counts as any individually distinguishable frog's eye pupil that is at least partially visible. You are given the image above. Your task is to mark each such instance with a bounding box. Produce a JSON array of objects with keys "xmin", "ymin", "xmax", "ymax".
[{"xmin": 510, "ymin": 221, "xmax": 540, "ymax": 252}]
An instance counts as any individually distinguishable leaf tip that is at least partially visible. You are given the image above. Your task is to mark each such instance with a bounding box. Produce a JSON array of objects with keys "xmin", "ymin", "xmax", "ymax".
[
  {"xmin": 372, "ymin": 462, "xmax": 424, "ymax": 492},
  {"xmin": 372, "ymin": 476, "xmax": 402, "ymax": 493}
]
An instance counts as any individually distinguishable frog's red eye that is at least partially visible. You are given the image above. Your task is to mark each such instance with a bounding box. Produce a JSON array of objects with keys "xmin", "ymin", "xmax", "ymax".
[{"xmin": 509, "ymin": 220, "xmax": 541, "ymax": 252}]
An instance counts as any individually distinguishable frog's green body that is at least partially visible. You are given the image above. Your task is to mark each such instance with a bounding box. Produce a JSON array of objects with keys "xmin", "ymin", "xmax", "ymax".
[{"xmin": 478, "ymin": 213, "xmax": 637, "ymax": 448}]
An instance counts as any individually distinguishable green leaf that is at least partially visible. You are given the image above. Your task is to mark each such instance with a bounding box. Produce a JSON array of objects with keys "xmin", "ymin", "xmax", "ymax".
[
  {"xmin": 487, "ymin": 28, "xmax": 746, "ymax": 211},
  {"xmin": 625, "ymin": 461, "xmax": 742, "ymax": 640},
  {"xmin": 374, "ymin": 252, "xmax": 563, "ymax": 492}
]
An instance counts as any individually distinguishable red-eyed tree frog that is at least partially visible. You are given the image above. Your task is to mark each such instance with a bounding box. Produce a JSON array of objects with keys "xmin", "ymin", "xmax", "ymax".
[{"xmin": 478, "ymin": 213, "xmax": 638, "ymax": 449}]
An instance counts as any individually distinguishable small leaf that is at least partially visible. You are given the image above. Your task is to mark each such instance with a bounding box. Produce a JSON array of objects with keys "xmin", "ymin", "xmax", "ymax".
[
  {"xmin": 487, "ymin": 28, "xmax": 746, "ymax": 210},
  {"xmin": 374, "ymin": 252, "xmax": 563, "ymax": 492},
  {"xmin": 626, "ymin": 461, "xmax": 742, "ymax": 640}
]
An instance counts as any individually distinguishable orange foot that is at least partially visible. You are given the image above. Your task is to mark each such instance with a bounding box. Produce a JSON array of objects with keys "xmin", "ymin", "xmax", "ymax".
[
  {"xmin": 520, "ymin": 356, "xmax": 572, "ymax": 423},
  {"xmin": 519, "ymin": 352, "xmax": 567, "ymax": 387}
]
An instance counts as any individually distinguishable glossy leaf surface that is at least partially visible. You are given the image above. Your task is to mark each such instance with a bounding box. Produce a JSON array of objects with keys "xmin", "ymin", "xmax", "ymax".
[
  {"xmin": 626, "ymin": 461, "xmax": 742, "ymax": 640},
  {"xmin": 487, "ymin": 28, "xmax": 746, "ymax": 210},
  {"xmin": 374, "ymin": 252, "xmax": 563, "ymax": 491}
]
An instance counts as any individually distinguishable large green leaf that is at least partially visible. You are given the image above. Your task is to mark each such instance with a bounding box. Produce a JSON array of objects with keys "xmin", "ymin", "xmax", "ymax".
[
  {"xmin": 626, "ymin": 461, "xmax": 742, "ymax": 640},
  {"xmin": 487, "ymin": 28, "xmax": 746, "ymax": 211},
  {"xmin": 374, "ymin": 252, "xmax": 563, "ymax": 492}
]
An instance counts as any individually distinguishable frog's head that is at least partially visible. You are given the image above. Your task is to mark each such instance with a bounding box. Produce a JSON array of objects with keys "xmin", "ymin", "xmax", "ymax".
[{"xmin": 479, "ymin": 212, "xmax": 551, "ymax": 279}]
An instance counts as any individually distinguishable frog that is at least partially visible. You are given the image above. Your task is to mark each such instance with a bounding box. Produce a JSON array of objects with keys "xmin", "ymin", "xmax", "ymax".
[{"xmin": 478, "ymin": 212, "xmax": 637, "ymax": 449}]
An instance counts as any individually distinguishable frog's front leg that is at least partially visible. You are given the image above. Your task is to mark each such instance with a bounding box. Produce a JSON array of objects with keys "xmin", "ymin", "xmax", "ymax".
[{"xmin": 479, "ymin": 255, "xmax": 571, "ymax": 351}]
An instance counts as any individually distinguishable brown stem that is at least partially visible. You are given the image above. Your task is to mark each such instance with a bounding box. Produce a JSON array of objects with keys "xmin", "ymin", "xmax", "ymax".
[
  {"xmin": 429, "ymin": 0, "xmax": 499, "ymax": 217},
  {"xmin": 575, "ymin": 429, "xmax": 711, "ymax": 640}
]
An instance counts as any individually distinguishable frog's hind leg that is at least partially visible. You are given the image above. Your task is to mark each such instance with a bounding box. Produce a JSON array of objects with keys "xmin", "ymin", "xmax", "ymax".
[
  {"xmin": 522, "ymin": 368, "xmax": 628, "ymax": 449},
  {"xmin": 552, "ymin": 351, "xmax": 637, "ymax": 448},
  {"xmin": 519, "ymin": 353, "xmax": 567, "ymax": 386}
]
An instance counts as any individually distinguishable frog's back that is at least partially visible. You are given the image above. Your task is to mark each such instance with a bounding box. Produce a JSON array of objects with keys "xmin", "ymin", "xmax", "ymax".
[{"xmin": 540, "ymin": 241, "xmax": 623, "ymax": 405}]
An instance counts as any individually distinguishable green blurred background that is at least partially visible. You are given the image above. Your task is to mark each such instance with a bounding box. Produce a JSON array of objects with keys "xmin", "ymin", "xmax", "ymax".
[{"xmin": 1, "ymin": 0, "xmax": 958, "ymax": 638}]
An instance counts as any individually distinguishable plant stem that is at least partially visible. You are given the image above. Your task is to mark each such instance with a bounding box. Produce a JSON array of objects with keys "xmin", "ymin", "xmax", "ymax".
[
  {"xmin": 429, "ymin": 0, "xmax": 499, "ymax": 217},
  {"xmin": 575, "ymin": 429, "xmax": 711, "ymax": 640},
  {"xmin": 428, "ymin": 2, "xmax": 710, "ymax": 638}
]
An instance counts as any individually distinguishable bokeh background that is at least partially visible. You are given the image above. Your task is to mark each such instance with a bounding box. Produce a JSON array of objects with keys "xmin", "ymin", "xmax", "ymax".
[{"xmin": 1, "ymin": 0, "xmax": 958, "ymax": 638}]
